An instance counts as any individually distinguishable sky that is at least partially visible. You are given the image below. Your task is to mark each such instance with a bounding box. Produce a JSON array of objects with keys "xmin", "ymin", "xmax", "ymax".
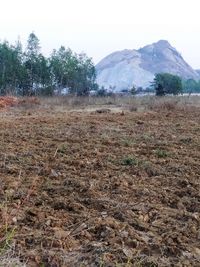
[{"xmin": 0, "ymin": 0, "xmax": 200, "ymax": 68}]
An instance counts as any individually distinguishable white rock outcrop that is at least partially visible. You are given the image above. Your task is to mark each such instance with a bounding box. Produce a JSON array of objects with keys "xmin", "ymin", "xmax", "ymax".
[{"xmin": 96, "ymin": 40, "xmax": 199, "ymax": 91}]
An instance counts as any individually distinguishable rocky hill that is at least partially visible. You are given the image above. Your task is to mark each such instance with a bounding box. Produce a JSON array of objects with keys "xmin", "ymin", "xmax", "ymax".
[
  {"xmin": 96, "ymin": 40, "xmax": 200, "ymax": 91},
  {"xmin": 196, "ymin": 69, "xmax": 200, "ymax": 76}
]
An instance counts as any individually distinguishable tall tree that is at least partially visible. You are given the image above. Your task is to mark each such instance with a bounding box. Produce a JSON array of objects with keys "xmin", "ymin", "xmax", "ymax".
[
  {"xmin": 50, "ymin": 47, "xmax": 96, "ymax": 95},
  {"xmin": 0, "ymin": 32, "xmax": 97, "ymax": 96},
  {"xmin": 72, "ymin": 53, "xmax": 96, "ymax": 96},
  {"xmin": 25, "ymin": 32, "xmax": 41, "ymax": 95},
  {"xmin": 0, "ymin": 41, "xmax": 25, "ymax": 95}
]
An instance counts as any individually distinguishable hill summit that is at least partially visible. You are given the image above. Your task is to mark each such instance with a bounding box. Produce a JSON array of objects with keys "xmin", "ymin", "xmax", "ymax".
[{"xmin": 96, "ymin": 40, "xmax": 199, "ymax": 91}]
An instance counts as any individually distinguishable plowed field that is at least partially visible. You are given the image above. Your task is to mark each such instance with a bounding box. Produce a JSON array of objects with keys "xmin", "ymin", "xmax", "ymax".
[{"xmin": 0, "ymin": 102, "xmax": 200, "ymax": 266}]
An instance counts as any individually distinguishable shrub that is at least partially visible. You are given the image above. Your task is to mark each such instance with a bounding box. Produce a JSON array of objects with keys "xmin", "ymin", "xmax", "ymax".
[
  {"xmin": 155, "ymin": 149, "xmax": 169, "ymax": 158},
  {"xmin": 122, "ymin": 156, "xmax": 138, "ymax": 166}
]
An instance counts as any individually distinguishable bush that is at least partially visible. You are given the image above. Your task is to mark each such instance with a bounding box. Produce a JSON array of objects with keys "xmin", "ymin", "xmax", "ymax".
[
  {"xmin": 96, "ymin": 88, "xmax": 107, "ymax": 97},
  {"xmin": 122, "ymin": 156, "xmax": 138, "ymax": 166}
]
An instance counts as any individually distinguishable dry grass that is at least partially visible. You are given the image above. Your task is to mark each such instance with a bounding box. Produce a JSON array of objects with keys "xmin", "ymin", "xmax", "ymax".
[
  {"xmin": 39, "ymin": 95, "xmax": 200, "ymax": 112},
  {"xmin": 0, "ymin": 249, "xmax": 26, "ymax": 267},
  {"xmin": 1, "ymin": 94, "xmax": 198, "ymax": 114}
]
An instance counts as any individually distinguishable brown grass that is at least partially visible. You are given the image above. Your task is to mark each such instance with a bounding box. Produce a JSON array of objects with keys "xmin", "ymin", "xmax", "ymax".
[{"xmin": 39, "ymin": 95, "xmax": 200, "ymax": 111}]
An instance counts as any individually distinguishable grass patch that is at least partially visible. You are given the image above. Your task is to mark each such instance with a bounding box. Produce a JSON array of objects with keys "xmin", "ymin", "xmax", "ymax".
[
  {"xmin": 121, "ymin": 138, "xmax": 135, "ymax": 147},
  {"xmin": 57, "ymin": 143, "xmax": 68, "ymax": 154},
  {"xmin": 154, "ymin": 149, "xmax": 169, "ymax": 158},
  {"xmin": 122, "ymin": 156, "xmax": 139, "ymax": 166},
  {"xmin": 0, "ymin": 227, "xmax": 16, "ymax": 254}
]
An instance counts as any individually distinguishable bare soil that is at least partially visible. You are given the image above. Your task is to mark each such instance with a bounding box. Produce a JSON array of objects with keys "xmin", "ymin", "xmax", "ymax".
[{"xmin": 0, "ymin": 101, "xmax": 200, "ymax": 266}]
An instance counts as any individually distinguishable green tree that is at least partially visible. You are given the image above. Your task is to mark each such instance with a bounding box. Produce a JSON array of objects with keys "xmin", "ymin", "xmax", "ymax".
[
  {"xmin": 50, "ymin": 47, "xmax": 74, "ymax": 92},
  {"xmin": 0, "ymin": 32, "xmax": 96, "ymax": 96},
  {"xmin": 182, "ymin": 79, "xmax": 200, "ymax": 93},
  {"xmin": 0, "ymin": 41, "xmax": 25, "ymax": 95},
  {"xmin": 72, "ymin": 53, "xmax": 96, "ymax": 96},
  {"xmin": 13, "ymin": 39, "xmax": 29, "ymax": 96},
  {"xmin": 25, "ymin": 32, "xmax": 42, "ymax": 94},
  {"xmin": 50, "ymin": 47, "xmax": 96, "ymax": 95},
  {"xmin": 0, "ymin": 41, "xmax": 13, "ymax": 94},
  {"xmin": 152, "ymin": 73, "xmax": 183, "ymax": 96}
]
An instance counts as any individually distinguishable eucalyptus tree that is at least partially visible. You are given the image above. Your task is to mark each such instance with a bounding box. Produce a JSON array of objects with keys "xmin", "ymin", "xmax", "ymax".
[
  {"xmin": 0, "ymin": 41, "xmax": 25, "ymax": 95},
  {"xmin": 50, "ymin": 47, "xmax": 97, "ymax": 95},
  {"xmin": 0, "ymin": 32, "xmax": 97, "ymax": 96}
]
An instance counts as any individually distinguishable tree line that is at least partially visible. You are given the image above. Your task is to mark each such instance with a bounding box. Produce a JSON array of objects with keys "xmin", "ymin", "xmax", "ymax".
[
  {"xmin": 152, "ymin": 73, "xmax": 200, "ymax": 96},
  {"xmin": 1, "ymin": 33, "xmax": 199, "ymax": 97},
  {"xmin": 0, "ymin": 33, "xmax": 97, "ymax": 96}
]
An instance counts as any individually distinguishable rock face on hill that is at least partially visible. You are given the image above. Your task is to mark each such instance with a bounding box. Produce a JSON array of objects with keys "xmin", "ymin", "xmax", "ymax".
[
  {"xmin": 96, "ymin": 40, "xmax": 200, "ymax": 91},
  {"xmin": 196, "ymin": 69, "xmax": 200, "ymax": 76}
]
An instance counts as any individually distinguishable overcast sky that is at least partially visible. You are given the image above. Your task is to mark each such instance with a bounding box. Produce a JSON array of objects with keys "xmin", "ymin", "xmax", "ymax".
[{"xmin": 0, "ymin": 0, "xmax": 200, "ymax": 68}]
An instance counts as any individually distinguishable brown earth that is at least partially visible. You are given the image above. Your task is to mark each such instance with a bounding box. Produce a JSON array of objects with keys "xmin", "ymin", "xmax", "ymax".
[
  {"xmin": 0, "ymin": 96, "xmax": 40, "ymax": 110},
  {"xmin": 0, "ymin": 102, "xmax": 200, "ymax": 266},
  {"xmin": 0, "ymin": 97, "xmax": 18, "ymax": 109}
]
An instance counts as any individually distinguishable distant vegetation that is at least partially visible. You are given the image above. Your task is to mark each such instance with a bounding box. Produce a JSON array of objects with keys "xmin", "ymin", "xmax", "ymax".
[
  {"xmin": 151, "ymin": 73, "xmax": 200, "ymax": 96},
  {"xmin": 0, "ymin": 33, "xmax": 200, "ymax": 96},
  {"xmin": 0, "ymin": 33, "xmax": 97, "ymax": 96},
  {"xmin": 152, "ymin": 73, "xmax": 183, "ymax": 96},
  {"xmin": 182, "ymin": 78, "xmax": 200, "ymax": 93}
]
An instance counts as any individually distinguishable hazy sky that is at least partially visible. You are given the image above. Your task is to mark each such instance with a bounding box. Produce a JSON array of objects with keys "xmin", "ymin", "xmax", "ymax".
[{"xmin": 0, "ymin": 0, "xmax": 200, "ymax": 68}]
